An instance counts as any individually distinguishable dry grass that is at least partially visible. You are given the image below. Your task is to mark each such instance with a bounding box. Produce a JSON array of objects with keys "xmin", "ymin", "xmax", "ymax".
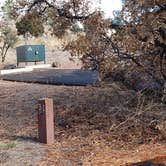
[
  {"xmin": 0, "ymin": 81, "xmax": 165, "ymax": 165},
  {"xmin": 108, "ymin": 92, "xmax": 166, "ymax": 145},
  {"xmin": 1, "ymin": 30, "xmax": 165, "ymax": 165}
]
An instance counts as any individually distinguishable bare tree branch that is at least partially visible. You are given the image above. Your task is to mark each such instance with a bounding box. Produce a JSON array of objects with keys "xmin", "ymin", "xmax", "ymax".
[{"xmin": 28, "ymin": 0, "xmax": 94, "ymax": 20}]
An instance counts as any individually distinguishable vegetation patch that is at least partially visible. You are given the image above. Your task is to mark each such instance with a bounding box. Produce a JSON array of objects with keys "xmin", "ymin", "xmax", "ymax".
[{"xmin": 0, "ymin": 141, "xmax": 17, "ymax": 150}]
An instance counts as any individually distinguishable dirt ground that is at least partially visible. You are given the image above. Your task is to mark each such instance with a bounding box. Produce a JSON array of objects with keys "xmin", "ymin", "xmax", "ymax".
[{"xmin": 0, "ymin": 80, "xmax": 166, "ymax": 166}]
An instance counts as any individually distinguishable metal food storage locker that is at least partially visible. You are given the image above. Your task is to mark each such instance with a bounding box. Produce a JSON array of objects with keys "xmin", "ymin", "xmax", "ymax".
[{"xmin": 16, "ymin": 45, "xmax": 46, "ymax": 66}]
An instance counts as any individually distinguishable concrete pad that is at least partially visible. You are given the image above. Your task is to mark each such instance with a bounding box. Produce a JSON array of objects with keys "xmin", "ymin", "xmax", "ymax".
[
  {"xmin": 25, "ymin": 64, "xmax": 52, "ymax": 69},
  {"xmin": 0, "ymin": 69, "xmax": 98, "ymax": 86},
  {"xmin": 0, "ymin": 68, "xmax": 33, "ymax": 75},
  {"xmin": 0, "ymin": 64, "xmax": 52, "ymax": 75}
]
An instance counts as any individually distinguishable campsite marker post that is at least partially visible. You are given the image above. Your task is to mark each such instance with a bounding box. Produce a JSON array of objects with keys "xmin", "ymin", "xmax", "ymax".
[{"xmin": 38, "ymin": 98, "xmax": 54, "ymax": 144}]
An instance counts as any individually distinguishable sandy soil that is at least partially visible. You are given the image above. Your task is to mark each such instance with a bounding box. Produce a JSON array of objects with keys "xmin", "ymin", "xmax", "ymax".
[{"xmin": 0, "ymin": 80, "xmax": 166, "ymax": 166}]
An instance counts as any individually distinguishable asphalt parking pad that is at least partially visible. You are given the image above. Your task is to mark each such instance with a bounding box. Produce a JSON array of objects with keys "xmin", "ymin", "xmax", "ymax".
[{"xmin": 0, "ymin": 69, "xmax": 98, "ymax": 86}]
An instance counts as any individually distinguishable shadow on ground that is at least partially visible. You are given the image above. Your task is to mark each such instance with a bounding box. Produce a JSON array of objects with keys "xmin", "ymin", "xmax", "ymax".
[{"xmin": 126, "ymin": 156, "xmax": 166, "ymax": 166}]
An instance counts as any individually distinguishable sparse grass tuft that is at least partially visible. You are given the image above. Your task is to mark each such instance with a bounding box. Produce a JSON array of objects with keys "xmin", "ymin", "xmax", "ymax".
[{"xmin": 0, "ymin": 141, "xmax": 17, "ymax": 150}]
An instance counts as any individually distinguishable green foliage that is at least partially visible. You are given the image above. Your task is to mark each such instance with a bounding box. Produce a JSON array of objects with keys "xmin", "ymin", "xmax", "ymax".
[
  {"xmin": 1, "ymin": 0, "xmax": 15, "ymax": 20},
  {"xmin": 0, "ymin": 23, "xmax": 18, "ymax": 63},
  {"xmin": 16, "ymin": 11, "xmax": 44, "ymax": 37},
  {"xmin": 0, "ymin": 141, "xmax": 17, "ymax": 150}
]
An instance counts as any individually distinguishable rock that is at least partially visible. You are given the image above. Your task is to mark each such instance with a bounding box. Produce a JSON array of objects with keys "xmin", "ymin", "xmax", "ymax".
[{"xmin": 52, "ymin": 62, "xmax": 59, "ymax": 68}]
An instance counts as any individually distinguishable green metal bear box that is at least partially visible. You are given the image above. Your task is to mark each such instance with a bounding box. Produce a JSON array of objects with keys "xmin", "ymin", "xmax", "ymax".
[{"xmin": 16, "ymin": 45, "xmax": 46, "ymax": 65}]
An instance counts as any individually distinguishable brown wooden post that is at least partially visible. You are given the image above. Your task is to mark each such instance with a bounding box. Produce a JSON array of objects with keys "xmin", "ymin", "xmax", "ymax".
[{"xmin": 38, "ymin": 98, "xmax": 54, "ymax": 144}]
